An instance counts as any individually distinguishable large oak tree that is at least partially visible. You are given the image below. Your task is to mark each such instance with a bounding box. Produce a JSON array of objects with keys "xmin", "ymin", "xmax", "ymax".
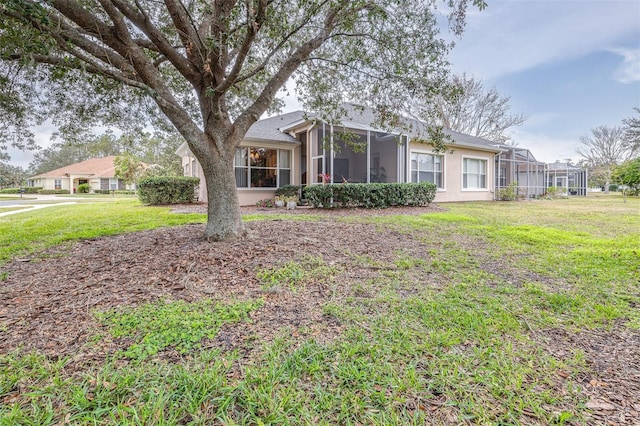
[{"xmin": 1, "ymin": 0, "xmax": 485, "ymax": 240}]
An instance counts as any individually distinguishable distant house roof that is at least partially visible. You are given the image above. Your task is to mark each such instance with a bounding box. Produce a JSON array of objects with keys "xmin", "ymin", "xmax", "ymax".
[
  {"xmin": 29, "ymin": 156, "xmax": 124, "ymax": 179},
  {"xmin": 547, "ymin": 162, "xmax": 582, "ymax": 171}
]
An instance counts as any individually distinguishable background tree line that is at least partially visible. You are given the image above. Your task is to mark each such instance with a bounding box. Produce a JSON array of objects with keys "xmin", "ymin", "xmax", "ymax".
[
  {"xmin": 0, "ymin": 131, "xmax": 184, "ymax": 189},
  {"xmin": 577, "ymin": 107, "xmax": 640, "ymax": 193}
]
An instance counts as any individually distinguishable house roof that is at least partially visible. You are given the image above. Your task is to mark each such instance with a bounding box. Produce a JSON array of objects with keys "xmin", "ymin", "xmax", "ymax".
[
  {"xmin": 285, "ymin": 104, "xmax": 502, "ymax": 153},
  {"xmin": 246, "ymin": 111, "xmax": 305, "ymax": 143},
  {"xmin": 177, "ymin": 104, "xmax": 502, "ymax": 155},
  {"xmin": 29, "ymin": 156, "xmax": 122, "ymax": 179}
]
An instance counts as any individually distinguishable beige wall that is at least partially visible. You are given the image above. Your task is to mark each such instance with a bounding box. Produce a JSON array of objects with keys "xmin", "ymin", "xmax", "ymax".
[
  {"xmin": 409, "ymin": 142, "xmax": 496, "ymax": 202},
  {"xmin": 35, "ymin": 177, "xmax": 70, "ymax": 191},
  {"xmin": 180, "ymin": 138, "xmax": 496, "ymax": 206},
  {"xmin": 183, "ymin": 142, "xmax": 301, "ymax": 205}
]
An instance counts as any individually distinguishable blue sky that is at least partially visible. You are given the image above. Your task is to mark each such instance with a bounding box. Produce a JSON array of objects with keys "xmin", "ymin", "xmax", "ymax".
[
  {"xmin": 445, "ymin": 0, "xmax": 640, "ymax": 163},
  {"xmin": 8, "ymin": 0, "xmax": 640, "ymax": 168}
]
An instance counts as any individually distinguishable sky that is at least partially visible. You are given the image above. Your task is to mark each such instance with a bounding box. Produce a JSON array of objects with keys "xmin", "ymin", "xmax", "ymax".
[
  {"xmin": 444, "ymin": 0, "xmax": 640, "ymax": 163},
  {"xmin": 6, "ymin": 0, "xmax": 640, "ymax": 169}
]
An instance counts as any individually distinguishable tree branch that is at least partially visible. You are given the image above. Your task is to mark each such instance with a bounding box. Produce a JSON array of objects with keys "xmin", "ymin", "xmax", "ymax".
[
  {"xmin": 163, "ymin": 0, "xmax": 205, "ymax": 67},
  {"xmin": 232, "ymin": 4, "xmax": 343, "ymax": 141},
  {"xmin": 108, "ymin": 0, "xmax": 200, "ymax": 82}
]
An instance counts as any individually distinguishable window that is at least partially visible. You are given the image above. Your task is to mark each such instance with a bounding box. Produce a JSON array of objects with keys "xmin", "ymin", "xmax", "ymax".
[
  {"xmin": 191, "ymin": 159, "xmax": 197, "ymax": 177},
  {"xmin": 54, "ymin": 179, "xmax": 62, "ymax": 190},
  {"xmin": 463, "ymin": 158, "xmax": 487, "ymax": 190},
  {"xmin": 411, "ymin": 152, "xmax": 443, "ymax": 188},
  {"xmin": 109, "ymin": 178, "xmax": 118, "ymax": 190},
  {"xmin": 235, "ymin": 147, "xmax": 291, "ymax": 188}
]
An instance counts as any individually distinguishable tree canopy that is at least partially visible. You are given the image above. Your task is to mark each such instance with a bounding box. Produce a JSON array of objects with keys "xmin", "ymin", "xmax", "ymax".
[
  {"xmin": 428, "ymin": 73, "xmax": 525, "ymax": 144},
  {"xmin": 0, "ymin": 152, "xmax": 27, "ymax": 188},
  {"xmin": 613, "ymin": 157, "xmax": 640, "ymax": 197},
  {"xmin": 622, "ymin": 107, "xmax": 640, "ymax": 148},
  {"xmin": 1, "ymin": 0, "xmax": 486, "ymax": 240},
  {"xmin": 577, "ymin": 125, "xmax": 638, "ymax": 194}
]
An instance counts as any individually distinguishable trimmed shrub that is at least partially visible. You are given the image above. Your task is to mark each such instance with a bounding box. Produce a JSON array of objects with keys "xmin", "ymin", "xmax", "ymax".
[
  {"xmin": 256, "ymin": 198, "xmax": 276, "ymax": 208},
  {"xmin": 608, "ymin": 184, "xmax": 619, "ymax": 192},
  {"xmin": 497, "ymin": 181, "xmax": 519, "ymax": 201},
  {"xmin": 37, "ymin": 189, "xmax": 69, "ymax": 194},
  {"xmin": 114, "ymin": 190, "xmax": 135, "ymax": 195},
  {"xmin": 138, "ymin": 176, "xmax": 200, "ymax": 205},
  {"xmin": 275, "ymin": 185, "xmax": 301, "ymax": 198},
  {"xmin": 0, "ymin": 188, "xmax": 21, "ymax": 194},
  {"xmin": 0, "ymin": 187, "xmax": 42, "ymax": 194},
  {"xmin": 304, "ymin": 182, "xmax": 436, "ymax": 209},
  {"xmin": 94, "ymin": 189, "xmax": 111, "ymax": 194},
  {"xmin": 77, "ymin": 183, "xmax": 90, "ymax": 193}
]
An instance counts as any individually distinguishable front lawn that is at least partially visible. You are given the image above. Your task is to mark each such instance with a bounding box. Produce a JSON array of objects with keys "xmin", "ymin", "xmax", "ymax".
[
  {"xmin": 0, "ymin": 199, "xmax": 205, "ymax": 264},
  {"xmin": 1, "ymin": 195, "xmax": 638, "ymax": 425}
]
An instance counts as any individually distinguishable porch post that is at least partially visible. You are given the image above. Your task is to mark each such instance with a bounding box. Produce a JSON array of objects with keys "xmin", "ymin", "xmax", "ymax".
[
  {"xmin": 329, "ymin": 123, "xmax": 334, "ymax": 184},
  {"xmin": 366, "ymin": 130, "xmax": 370, "ymax": 183}
]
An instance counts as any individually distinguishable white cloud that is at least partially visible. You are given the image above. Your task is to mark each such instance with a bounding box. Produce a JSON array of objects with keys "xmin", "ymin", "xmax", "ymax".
[
  {"xmin": 610, "ymin": 47, "xmax": 640, "ymax": 83},
  {"xmin": 448, "ymin": 0, "xmax": 640, "ymax": 80},
  {"xmin": 511, "ymin": 128, "xmax": 581, "ymax": 164}
]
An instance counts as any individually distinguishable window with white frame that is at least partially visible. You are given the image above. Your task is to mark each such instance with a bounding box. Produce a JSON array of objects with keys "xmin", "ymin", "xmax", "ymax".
[
  {"xmin": 234, "ymin": 147, "xmax": 291, "ymax": 188},
  {"xmin": 54, "ymin": 179, "xmax": 62, "ymax": 190},
  {"xmin": 109, "ymin": 178, "xmax": 118, "ymax": 190},
  {"xmin": 411, "ymin": 152, "xmax": 444, "ymax": 188},
  {"xmin": 463, "ymin": 157, "xmax": 487, "ymax": 189}
]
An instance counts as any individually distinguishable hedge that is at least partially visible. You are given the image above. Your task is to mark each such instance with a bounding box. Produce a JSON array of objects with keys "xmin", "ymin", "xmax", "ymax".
[
  {"xmin": 138, "ymin": 176, "xmax": 200, "ymax": 205},
  {"xmin": 0, "ymin": 187, "xmax": 42, "ymax": 194},
  {"xmin": 275, "ymin": 185, "xmax": 301, "ymax": 198},
  {"xmin": 38, "ymin": 189, "xmax": 70, "ymax": 194},
  {"xmin": 304, "ymin": 182, "xmax": 436, "ymax": 208}
]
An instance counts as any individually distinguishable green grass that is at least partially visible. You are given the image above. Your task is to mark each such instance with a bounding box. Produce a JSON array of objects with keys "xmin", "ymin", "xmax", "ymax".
[
  {"xmin": 257, "ymin": 255, "xmax": 339, "ymax": 292},
  {"xmin": 0, "ymin": 196, "xmax": 36, "ymax": 201},
  {"xmin": 0, "ymin": 199, "xmax": 205, "ymax": 264},
  {"xmin": 96, "ymin": 299, "xmax": 264, "ymax": 360},
  {"xmin": 1, "ymin": 195, "xmax": 639, "ymax": 424},
  {"xmin": 56, "ymin": 193, "xmax": 138, "ymax": 199},
  {"xmin": 0, "ymin": 206, "xmax": 30, "ymax": 213}
]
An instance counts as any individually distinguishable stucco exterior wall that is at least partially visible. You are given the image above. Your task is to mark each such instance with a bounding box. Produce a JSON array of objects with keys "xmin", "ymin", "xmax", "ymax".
[
  {"xmin": 183, "ymin": 142, "xmax": 301, "ymax": 205},
  {"xmin": 409, "ymin": 142, "xmax": 496, "ymax": 202}
]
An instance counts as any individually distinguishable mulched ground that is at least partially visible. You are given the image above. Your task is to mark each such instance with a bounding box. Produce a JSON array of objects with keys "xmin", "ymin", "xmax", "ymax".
[{"xmin": 1, "ymin": 204, "xmax": 638, "ymax": 424}]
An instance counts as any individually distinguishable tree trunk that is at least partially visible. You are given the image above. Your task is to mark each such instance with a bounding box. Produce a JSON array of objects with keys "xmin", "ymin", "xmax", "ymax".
[{"xmin": 197, "ymin": 144, "xmax": 246, "ymax": 241}]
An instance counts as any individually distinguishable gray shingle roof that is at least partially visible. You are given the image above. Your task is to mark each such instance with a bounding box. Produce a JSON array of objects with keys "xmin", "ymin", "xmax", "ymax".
[
  {"xmin": 245, "ymin": 111, "xmax": 305, "ymax": 143},
  {"xmin": 249, "ymin": 104, "xmax": 501, "ymax": 152}
]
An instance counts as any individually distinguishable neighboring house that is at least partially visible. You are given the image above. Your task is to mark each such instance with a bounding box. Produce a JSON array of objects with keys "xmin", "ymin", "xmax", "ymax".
[
  {"xmin": 494, "ymin": 146, "xmax": 588, "ymax": 197},
  {"xmin": 177, "ymin": 105, "xmax": 504, "ymax": 205},
  {"xmin": 27, "ymin": 156, "xmax": 138, "ymax": 193},
  {"xmin": 546, "ymin": 161, "xmax": 588, "ymax": 195}
]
